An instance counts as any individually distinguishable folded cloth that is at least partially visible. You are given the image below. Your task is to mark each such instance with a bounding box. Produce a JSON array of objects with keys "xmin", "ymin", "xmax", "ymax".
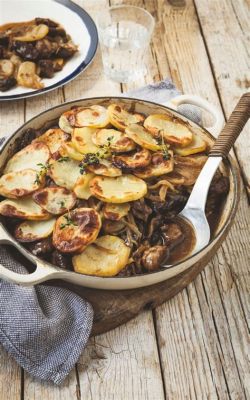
[{"xmin": 0, "ymin": 77, "xmax": 200, "ymax": 385}]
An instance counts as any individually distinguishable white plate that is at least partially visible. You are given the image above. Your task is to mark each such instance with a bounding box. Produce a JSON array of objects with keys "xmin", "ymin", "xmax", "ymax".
[{"xmin": 0, "ymin": 0, "xmax": 98, "ymax": 100}]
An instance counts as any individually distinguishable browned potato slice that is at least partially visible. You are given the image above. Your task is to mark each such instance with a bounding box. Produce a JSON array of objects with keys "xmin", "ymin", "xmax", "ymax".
[
  {"xmin": 90, "ymin": 174, "xmax": 147, "ymax": 203},
  {"xmin": 174, "ymin": 133, "xmax": 207, "ymax": 156},
  {"xmin": 14, "ymin": 24, "xmax": 49, "ymax": 41},
  {"xmin": 0, "ymin": 60, "xmax": 14, "ymax": 78},
  {"xmin": 17, "ymin": 62, "xmax": 43, "ymax": 89},
  {"xmin": 33, "ymin": 187, "xmax": 76, "ymax": 215},
  {"xmin": 0, "ymin": 169, "xmax": 45, "ymax": 198},
  {"xmin": 72, "ymin": 127, "xmax": 100, "ymax": 154},
  {"xmin": 88, "ymin": 159, "xmax": 122, "ymax": 177},
  {"xmin": 33, "ymin": 128, "xmax": 69, "ymax": 154},
  {"xmin": 144, "ymin": 114, "xmax": 193, "ymax": 147},
  {"xmin": 0, "ymin": 197, "xmax": 50, "ymax": 220},
  {"xmin": 59, "ymin": 142, "xmax": 84, "ymax": 161},
  {"xmin": 102, "ymin": 220, "xmax": 126, "ymax": 234},
  {"xmin": 92, "ymin": 128, "xmax": 136, "ymax": 153},
  {"xmin": 59, "ymin": 106, "xmax": 109, "ymax": 130},
  {"xmin": 108, "ymin": 104, "xmax": 145, "ymax": 131},
  {"xmin": 113, "ymin": 148, "xmax": 151, "ymax": 170},
  {"xmin": 15, "ymin": 218, "xmax": 56, "ymax": 242},
  {"xmin": 134, "ymin": 151, "xmax": 174, "ymax": 179},
  {"xmin": 103, "ymin": 203, "xmax": 130, "ymax": 221},
  {"xmin": 72, "ymin": 235, "xmax": 130, "ymax": 277},
  {"xmin": 125, "ymin": 124, "xmax": 161, "ymax": 151},
  {"xmin": 73, "ymin": 173, "xmax": 94, "ymax": 200},
  {"xmin": 4, "ymin": 142, "xmax": 50, "ymax": 174},
  {"xmin": 53, "ymin": 208, "xmax": 102, "ymax": 253},
  {"xmin": 49, "ymin": 158, "xmax": 81, "ymax": 190}
]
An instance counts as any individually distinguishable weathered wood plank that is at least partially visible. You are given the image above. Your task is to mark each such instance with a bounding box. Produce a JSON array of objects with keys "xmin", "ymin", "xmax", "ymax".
[
  {"xmin": 77, "ymin": 312, "xmax": 165, "ymax": 400},
  {"xmin": 194, "ymin": 0, "xmax": 250, "ymax": 196},
  {"xmin": 0, "ymin": 346, "xmax": 22, "ymax": 400}
]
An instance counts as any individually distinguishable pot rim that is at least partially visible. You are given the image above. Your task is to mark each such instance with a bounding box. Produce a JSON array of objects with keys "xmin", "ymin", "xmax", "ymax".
[{"xmin": 0, "ymin": 96, "xmax": 240, "ymax": 281}]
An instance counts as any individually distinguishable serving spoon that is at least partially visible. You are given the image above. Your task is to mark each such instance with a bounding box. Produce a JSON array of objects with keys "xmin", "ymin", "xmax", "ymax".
[{"xmin": 175, "ymin": 92, "xmax": 250, "ymax": 257}]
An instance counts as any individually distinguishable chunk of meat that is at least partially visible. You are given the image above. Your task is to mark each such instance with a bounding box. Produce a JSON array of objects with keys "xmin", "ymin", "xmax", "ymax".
[
  {"xmin": 11, "ymin": 41, "xmax": 39, "ymax": 60},
  {"xmin": 149, "ymin": 191, "xmax": 189, "ymax": 218},
  {"xmin": 142, "ymin": 245, "xmax": 169, "ymax": 271},
  {"xmin": 37, "ymin": 59, "xmax": 54, "ymax": 78},
  {"xmin": 160, "ymin": 223, "xmax": 185, "ymax": 248},
  {"xmin": 35, "ymin": 18, "xmax": 58, "ymax": 28},
  {"xmin": 131, "ymin": 198, "xmax": 152, "ymax": 221},
  {"xmin": 35, "ymin": 39, "xmax": 57, "ymax": 58},
  {"xmin": 51, "ymin": 250, "xmax": 72, "ymax": 270},
  {"xmin": 28, "ymin": 237, "xmax": 53, "ymax": 256},
  {"xmin": 0, "ymin": 77, "xmax": 16, "ymax": 91}
]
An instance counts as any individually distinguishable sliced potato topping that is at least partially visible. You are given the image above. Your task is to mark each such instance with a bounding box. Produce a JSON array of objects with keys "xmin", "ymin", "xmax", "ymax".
[
  {"xmin": 33, "ymin": 128, "xmax": 69, "ymax": 154},
  {"xmin": 15, "ymin": 218, "xmax": 56, "ymax": 242},
  {"xmin": 90, "ymin": 174, "xmax": 147, "ymax": 203},
  {"xmin": 125, "ymin": 124, "xmax": 161, "ymax": 151},
  {"xmin": 144, "ymin": 114, "xmax": 193, "ymax": 147},
  {"xmin": 72, "ymin": 235, "xmax": 130, "ymax": 277},
  {"xmin": 113, "ymin": 148, "xmax": 151, "ymax": 170},
  {"xmin": 108, "ymin": 104, "xmax": 145, "ymax": 131},
  {"xmin": 0, "ymin": 169, "xmax": 44, "ymax": 198},
  {"xmin": 4, "ymin": 142, "xmax": 50, "ymax": 174},
  {"xmin": 174, "ymin": 133, "xmax": 207, "ymax": 156},
  {"xmin": 59, "ymin": 141, "xmax": 84, "ymax": 161},
  {"xmin": 60, "ymin": 106, "xmax": 109, "ymax": 129},
  {"xmin": 14, "ymin": 24, "xmax": 49, "ymax": 41},
  {"xmin": 17, "ymin": 61, "xmax": 43, "ymax": 89},
  {"xmin": 92, "ymin": 128, "xmax": 136, "ymax": 153},
  {"xmin": 102, "ymin": 220, "xmax": 126, "ymax": 234},
  {"xmin": 88, "ymin": 159, "xmax": 122, "ymax": 177},
  {"xmin": 53, "ymin": 208, "xmax": 102, "ymax": 253},
  {"xmin": 72, "ymin": 127, "xmax": 100, "ymax": 154},
  {"xmin": 0, "ymin": 60, "xmax": 14, "ymax": 78},
  {"xmin": 49, "ymin": 158, "xmax": 81, "ymax": 190},
  {"xmin": 134, "ymin": 151, "xmax": 174, "ymax": 179},
  {"xmin": 103, "ymin": 203, "xmax": 130, "ymax": 221},
  {"xmin": 59, "ymin": 111, "xmax": 74, "ymax": 134},
  {"xmin": 0, "ymin": 197, "xmax": 50, "ymax": 220},
  {"xmin": 73, "ymin": 173, "xmax": 94, "ymax": 200},
  {"xmin": 33, "ymin": 187, "xmax": 76, "ymax": 215}
]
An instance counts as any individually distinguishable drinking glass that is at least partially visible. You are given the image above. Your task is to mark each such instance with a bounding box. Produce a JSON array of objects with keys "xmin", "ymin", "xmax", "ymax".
[{"xmin": 96, "ymin": 5, "xmax": 155, "ymax": 83}]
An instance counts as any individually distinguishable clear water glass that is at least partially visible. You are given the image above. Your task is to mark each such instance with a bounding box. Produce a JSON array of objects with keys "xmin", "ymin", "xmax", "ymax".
[{"xmin": 97, "ymin": 5, "xmax": 155, "ymax": 83}]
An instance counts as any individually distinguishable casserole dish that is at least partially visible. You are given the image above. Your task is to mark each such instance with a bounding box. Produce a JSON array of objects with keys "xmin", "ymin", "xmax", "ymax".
[{"xmin": 0, "ymin": 95, "xmax": 240, "ymax": 290}]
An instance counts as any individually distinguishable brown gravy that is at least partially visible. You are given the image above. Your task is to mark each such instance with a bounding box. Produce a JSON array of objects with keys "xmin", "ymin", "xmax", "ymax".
[{"xmin": 168, "ymin": 217, "xmax": 196, "ymax": 264}]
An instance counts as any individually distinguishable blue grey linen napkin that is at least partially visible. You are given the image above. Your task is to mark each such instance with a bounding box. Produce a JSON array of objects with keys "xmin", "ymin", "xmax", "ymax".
[{"xmin": 0, "ymin": 77, "xmax": 200, "ymax": 385}]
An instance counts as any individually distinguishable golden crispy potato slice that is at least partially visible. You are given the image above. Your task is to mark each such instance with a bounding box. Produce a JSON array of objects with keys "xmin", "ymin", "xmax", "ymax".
[
  {"xmin": 17, "ymin": 61, "xmax": 43, "ymax": 89},
  {"xmin": 15, "ymin": 218, "xmax": 56, "ymax": 242},
  {"xmin": 125, "ymin": 124, "xmax": 161, "ymax": 151},
  {"xmin": 53, "ymin": 208, "xmax": 102, "ymax": 253},
  {"xmin": 144, "ymin": 114, "xmax": 193, "ymax": 147},
  {"xmin": 103, "ymin": 203, "xmax": 130, "ymax": 221},
  {"xmin": 4, "ymin": 142, "xmax": 50, "ymax": 174},
  {"xmin": 72, "ymin": 127, "xmax": 100, "ymax": 154},
  {"xmin": 49, "ymin": 158, "xmax": 81, "ymax": 190},
  {"xmin": 59, "ymin": 111, "xmax": 74, "ymax": 134},
  {"xmin": 108, "ymin": 104, "xmax": 145, "ymax": 131},
  {"xmin": 33, "ymin": 187, "xmax": 76, "ymax": 215},
  {"xmin": 73, "ymin": 173, "xmax": 94, "ymax": 200},
  {"xmin": 73, "ymin": 235, "xmax": 130, "ymax": 277},
  {"xmin": 59, "ymin": 106, "xmax": 109, "ymax": 130},
  {"xmin": 0, "ymin": 197, "xmax": 50, "ymax": 220},
  {"xmin": 134, "ymin": 151, "xmax": 174, "ymax": 179},
  {"xmin": 90, "ymin": 174, "xmax": 147, "ymax": 203},
  {"xmin": 33, "ymin": 128, "xmax": 69, "ymax": 154},
  {"xmin": 59, "ymin": 142, "xmax": 84, "ymax": 161},
  {"xmin": 0, "ymin": 169, "xmax": 45, "ymax": 198},
  {"xmin": 174, "ymin": 133, "xmax": 207, "ymax": 156},
  {"xmin": 113, "ymin": 148, "xmax": 151, "ymax": 170},
  {"xmin": 88, "ymin": 159, "xmax": 122, "ymax": 177},
  {"xmin": 92, "ymin": 128, "xmax": 136, "ymax": 153},
  {"xmin": 14, "ymin": 24, "xmax": 49, "ymax": 41}
]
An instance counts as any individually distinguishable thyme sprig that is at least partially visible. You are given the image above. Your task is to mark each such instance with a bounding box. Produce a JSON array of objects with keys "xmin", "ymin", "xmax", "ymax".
[
  {"xmin": 157, "ymin": 131, "xmax": 170, "ymax": 160},
  {"xmin": 60, "ymin": 214, "xmax": 77, "ymax": 230},
  {"xmin": 58, "ymin": 156, "xmax": 70, "ymax": 163},
  {"xmin": 79, "ymin": 136, "xmax": 114, "ymax": 174},
  {"xmin": 34, "ymin": 162, "xmax": 51, "ymax": 185}
]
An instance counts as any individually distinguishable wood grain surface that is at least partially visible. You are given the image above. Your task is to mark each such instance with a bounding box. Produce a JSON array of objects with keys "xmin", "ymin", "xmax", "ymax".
[{"xmin": 0, "ymin": 0, "xmax": 249, "ymax": 399}]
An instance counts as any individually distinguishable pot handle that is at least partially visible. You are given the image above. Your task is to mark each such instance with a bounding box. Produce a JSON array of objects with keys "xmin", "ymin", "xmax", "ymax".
[
  {"xmin": 164, "ymin": 94, "xmax": 224, "ymax": 137},
  {"xmin": 0, "ymin": 225, "xmax": 66, "ymax": 286}
]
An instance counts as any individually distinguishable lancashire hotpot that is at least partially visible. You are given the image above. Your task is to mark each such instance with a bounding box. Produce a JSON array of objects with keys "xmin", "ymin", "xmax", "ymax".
[{"xmin": 0, "ymin": 95, "xmax": 240, "ymax": 290}]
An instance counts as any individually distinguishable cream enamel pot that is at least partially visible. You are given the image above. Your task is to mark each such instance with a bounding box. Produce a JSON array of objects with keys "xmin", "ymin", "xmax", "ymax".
[{"xmin": 0, "ymin": 96, "xmax": 240, "ymax": 290}]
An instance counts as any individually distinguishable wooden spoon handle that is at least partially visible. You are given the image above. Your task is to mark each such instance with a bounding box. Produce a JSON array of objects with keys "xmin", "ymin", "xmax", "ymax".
[{"xmin": 209, "ymin": 92, "xmax": 250, "ymax": 158}]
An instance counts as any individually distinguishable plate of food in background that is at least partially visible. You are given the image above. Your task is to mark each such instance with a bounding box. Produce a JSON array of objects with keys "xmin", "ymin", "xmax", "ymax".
[{"xmin": 0, "ymin": 0, "xmax": 98, "ymax": 100}]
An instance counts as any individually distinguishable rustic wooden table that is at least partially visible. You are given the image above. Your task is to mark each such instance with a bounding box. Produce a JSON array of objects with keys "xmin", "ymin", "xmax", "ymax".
[{"xmin": 0, "ymin": 0, "xmax": 249, "ymax": 398}]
